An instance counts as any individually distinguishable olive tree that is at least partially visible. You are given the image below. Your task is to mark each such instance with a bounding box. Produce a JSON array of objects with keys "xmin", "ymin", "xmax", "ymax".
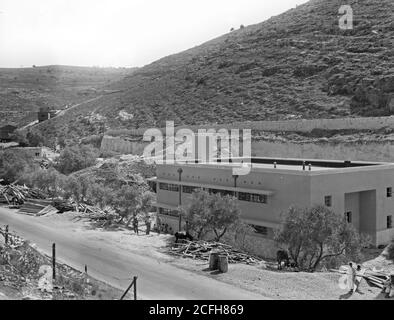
[
  {"xmin": 184, "ymin": 190, "xmax": 241, "ymax": 241},
  {"xmin": 275, "ymin": 205, "xmax": 370, "ymax": 271}
]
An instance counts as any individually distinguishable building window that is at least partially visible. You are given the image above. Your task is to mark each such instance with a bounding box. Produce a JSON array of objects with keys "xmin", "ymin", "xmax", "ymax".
[
  {"xmin": 250, "ymin": 225, "xmax": 269, "ymax": 236},
  {"xmin": 345, "ymin": 212, "xmax": 352, "ymax": 224},
  {"xmin": 159, "ymin": 208, "xmax": 179, "ymax": 217},
  {"xmin": 387, "ymin": 216, "xmax": 393, "ymax": 229},
  {"xmin": 182, "ymin": 186, "xmax": 199, "ymax": 194},
  {"xmin": 238, "ymin": 192, "xmax": 267, "ymax": 204},
  {"xmin": 387, "ymin": 187, "xmax": 392, "ymax": 198},
  {"xmin": 159, "ymin": 183, "xmax": 168, "ymax": 190},
  {"xmin": 209, "ymin": 189, "xmax": 235, "ymax": 197},
  {"xmin": 324, "ymin": 196, "xmax": 332, "ymax": 207},
  {"xmin": 159, "ymin": 183, "xmax": 179, "ymax": 192}
]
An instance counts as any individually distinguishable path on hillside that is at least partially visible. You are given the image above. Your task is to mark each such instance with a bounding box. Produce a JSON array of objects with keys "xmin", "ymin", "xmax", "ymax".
[
  {"xmin": 18, "ymin": 95, "xmax": 105, "ymax": 131},
  {"xmin": 0, "ymin": 207, "xmax": 266, "ymax": 300},
  {"xmin": 56, "ymin": 95, "xmax": 104, "ymax": 116}
]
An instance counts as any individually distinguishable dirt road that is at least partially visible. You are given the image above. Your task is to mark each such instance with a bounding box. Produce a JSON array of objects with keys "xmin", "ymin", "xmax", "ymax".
[{"xmin": 0, "ymin": 207, "xmax": 267, "ymax": 300}]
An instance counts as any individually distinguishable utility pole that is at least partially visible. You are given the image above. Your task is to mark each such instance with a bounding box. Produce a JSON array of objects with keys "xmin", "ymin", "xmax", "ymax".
[
  {"xmin": 52, "ymin": 243, "xmax": 56, "ymax": 280},
  {"xmin": 233, "ymin": 174, "xmax": 239, "ymax": 199},
  {"xmin": 177, "ymin": 168, "xmax": 183, "ymax": 231}
]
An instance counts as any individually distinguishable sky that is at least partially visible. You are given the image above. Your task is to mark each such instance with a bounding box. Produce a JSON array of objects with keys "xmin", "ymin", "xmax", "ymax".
[{"xmin": 0, "ymin": 0, "xmax": 308, "ymax": 68}]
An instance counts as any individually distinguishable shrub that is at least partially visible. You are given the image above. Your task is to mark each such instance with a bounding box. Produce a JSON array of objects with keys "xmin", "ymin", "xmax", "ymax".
[
  {"xmin": 0, "ymin": 149, "xmax": 36, "ymax": 183},
  {"xmin": 55, "ymin": 145, "xmax": 98, "ymax": 175},
  {"xmin": 275, "ymin": 205, "xmax": 370, "ymax": 271},
  {"xmin": 383, "ymin": 240, "xmax": 394, "ymax": 261}
]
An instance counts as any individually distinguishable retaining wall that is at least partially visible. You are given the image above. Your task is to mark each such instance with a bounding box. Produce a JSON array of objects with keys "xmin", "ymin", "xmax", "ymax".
[
  {"xmin": 108, "ymin": 116, "xmax": 394, "ymax": 136},
  {"xmin": 101, "ymin": 135, "xmax": 394, "ymax": 162}
]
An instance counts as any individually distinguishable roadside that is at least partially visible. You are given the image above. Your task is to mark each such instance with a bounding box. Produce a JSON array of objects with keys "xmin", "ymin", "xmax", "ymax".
[
  {"xmin": 0, "ymin": 206, "xmax": 266, "ymax": 300},
  {"xmin": 0, "ymin": 230, "xmax": 125, "ymax": 300},
  {"xmin": 1, "ymin": 207, "xmax": 391, "ymax": 300}
]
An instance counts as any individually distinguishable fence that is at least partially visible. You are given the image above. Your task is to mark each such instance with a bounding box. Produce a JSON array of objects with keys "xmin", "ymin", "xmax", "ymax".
[{"xmin": 0, "ymin": 225, "xmax": 138, "ymax": 300}]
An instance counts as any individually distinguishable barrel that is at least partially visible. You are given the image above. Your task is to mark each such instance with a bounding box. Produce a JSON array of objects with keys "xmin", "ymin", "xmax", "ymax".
[
  {"xmin": 209, "ymin": 251, "xmax": 220, "ymax": 270},
  {"xmin": 218, "ymin": 254, "xmax": 228, "ymax": 273}
]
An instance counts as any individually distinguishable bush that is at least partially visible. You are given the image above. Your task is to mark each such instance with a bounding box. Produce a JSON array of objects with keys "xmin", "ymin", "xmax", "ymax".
[
  {"xmin": 0, "ymin": 149, "xmax": 36, "ymax": 183},
  {"xmin": 22, "ymin": 167, "xmax": 65, "ymax": 197},
  {"xmin": 183, "ymin": 190, "xmax": 241, "ymax": 241},
  {"xmin": 80, "ymin": 135, "xmax": 104, "ymax": 149},
  {"xmin": 383, "ymin": 240, "xmax": 394, "ymax": 261},
  {"xmin": 55, "ymin": 145, "xmax": 98, "ymax": 175},
  {"xmin": 275, "ymin": 205, "xmax": 370, "ymax": 271}
]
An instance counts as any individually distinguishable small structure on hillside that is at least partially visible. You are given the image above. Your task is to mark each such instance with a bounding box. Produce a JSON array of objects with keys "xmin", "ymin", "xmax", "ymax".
[
  {"xmin": 37, "ymin": 106, "xmax": 57, "ymax": 123},
  {"xmin": 0, "ymin": 124, "xmax": 17, "ymax": 142}
]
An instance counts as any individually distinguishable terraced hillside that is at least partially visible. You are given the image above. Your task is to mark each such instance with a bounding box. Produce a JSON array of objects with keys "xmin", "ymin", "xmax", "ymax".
[{"xmin": 31, "ymin": 0, "xmax": 394, "ymax": 144}]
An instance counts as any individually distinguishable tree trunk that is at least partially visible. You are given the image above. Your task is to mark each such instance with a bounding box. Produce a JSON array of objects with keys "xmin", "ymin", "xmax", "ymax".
[
  {"xmin": 214, "ymin": 227, "xmax": 227, "ymax": 242},
  {"xmin": 125, "ymin": 215, "xmax": 133, "ymax": 228}
]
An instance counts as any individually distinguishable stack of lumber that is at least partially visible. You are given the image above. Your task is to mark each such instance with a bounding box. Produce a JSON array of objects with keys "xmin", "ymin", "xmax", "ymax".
[
  {"xmin": 169, "ymin": 240, "xmax": 262, "ymax": 265},
  {"xmin": 18, "ymin": 199, "xmax": 58, "ymax": 216},
  {"xmin": 363, "ymin": 270, "xmax": 391, "ymax": 288},
  {"xmin": 0, "ymin": 184, "xmax": 48, "ymax": 204},
  {"xmin": 331, "ymin": 267, "xmax": 390, "ymax": 288},
  {"xmin": 78, "ymin": 203, "xmax": 105, "ymax": 214},
  {"xmin": 52, "ymin": 199, "xmax": 75, "ymax": 213},
  {"xmin": 0, "ymin": 184, "xmax": 29, "ymax": 204},
  {"xmin": 51, "ymin": 199, "xmax": 106, "ymax": 215},
  {"xmin": 26, "ymin": 188, "xmax": 48, "ymax": 199}
]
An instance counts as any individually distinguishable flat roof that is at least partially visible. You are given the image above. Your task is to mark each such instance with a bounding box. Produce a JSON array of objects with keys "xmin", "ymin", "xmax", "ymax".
[{"xmin": 155, "ymin": 157, "xmax": 394, "ymax": 174}]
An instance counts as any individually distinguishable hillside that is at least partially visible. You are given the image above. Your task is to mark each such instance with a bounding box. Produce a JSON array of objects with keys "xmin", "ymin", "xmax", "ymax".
[
  {"xmin": 0, "ymin": 65, "xmax": 135, "ymax": 127},
  {"xmin": 31, "ymin": 0, "xmax": 394, "ymax": 143}
]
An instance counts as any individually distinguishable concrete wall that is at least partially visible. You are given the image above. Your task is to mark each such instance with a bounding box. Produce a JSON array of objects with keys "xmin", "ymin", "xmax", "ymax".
[
  {"xmin": 345, "ymin": 192, "xmax": 360, "ymax": 231},
  {"xmin": 360, "ymin": 190, "xmax": 377, "ymax": 243},
  {"xmin": 310, "ymin": 168, "xmax": 394, "ymax": 245}
]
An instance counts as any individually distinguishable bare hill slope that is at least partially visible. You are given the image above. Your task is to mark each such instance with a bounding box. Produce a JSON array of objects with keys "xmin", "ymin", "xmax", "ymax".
[
  {"xmin": 32, "ymin": 0, "xmax": 394, "ymax": 143},
  {"xmin": 0, "ymin": 65, "xmax": 135, "ymax": 126}
]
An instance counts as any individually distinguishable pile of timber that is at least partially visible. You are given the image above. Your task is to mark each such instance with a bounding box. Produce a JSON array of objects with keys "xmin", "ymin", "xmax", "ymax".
[
  {"xmin": 170, "ymin": 240, "xmax": 262, "ymax": 265},
  {"xmin": 362, "ymin": 269, "xmax": 391, "ymax": 288},
  {"xmin": 18, "ymin": 199, "xmax": 58, "ymax": 216},
  {"xmin": 0, "ymin": 184, "xmax": 47, "ymax": 204},
  {"xmin": 331, "ymin": 267, "xmax": 391, "ymax": 289},
  {"xmin": 52, "ymin": 199, "xmax": 75, "ymax": 213},
  {"xmin": 52, "ymin": 199, "xmax": 106, "ymax": 216}
]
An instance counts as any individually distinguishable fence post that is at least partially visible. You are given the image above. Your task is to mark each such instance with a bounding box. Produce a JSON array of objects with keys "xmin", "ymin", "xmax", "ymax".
[
  {"xmin": 5, "ymin": 225, "xmax": 8, "ymax": 245},
  {"xmin": 133, "ymin": 276, "xmax": 137, "ymax": 300},
  {"xmin": 52, "ymin": 243, "xmax": 56, "ymax": 280},
  {"xmin": 120, "ymin": 276, "xmax": 138, "ymax": 300}
]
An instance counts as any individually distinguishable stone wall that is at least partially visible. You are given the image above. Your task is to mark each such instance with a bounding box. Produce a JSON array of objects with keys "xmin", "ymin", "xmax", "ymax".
[
  {"xmin": 101, "ymin": 134, "xmax": 394, "ymax": 162},
  {"xmin": 100, "ymin": 135, "xmax": 148, "ymax": 155},
  {"xmin": 113, "ymin": 116, "xmax": 394, "ymax": 136},
  {"xmin": 251, "ymin": 140, "xmax": 394, "ymax": 162}
]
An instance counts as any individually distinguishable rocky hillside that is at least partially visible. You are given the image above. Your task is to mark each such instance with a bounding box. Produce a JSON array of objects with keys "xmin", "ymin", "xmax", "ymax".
[
  {"xmin": 0, "ymin": 65, "xmax": 134, "ymax": 127},
  {"xmin": 32, "ymin": 0, "xmax": 394, "ymax": 143}
]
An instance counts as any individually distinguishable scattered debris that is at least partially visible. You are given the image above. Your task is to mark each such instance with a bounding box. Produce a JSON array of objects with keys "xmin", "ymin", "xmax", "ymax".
[
  {"xmin": 19, "ymin": 199, "xmax": 58, "ymax": 216},
  {"xmin": 0, "ymin": 184, "xmax": 47, "ymax": 205},
  {"xmin": 331, "ymin": 266, "xmax": 391, "ymax": 289},
  {"xmin": 169, "ymin": 240, "xmax": 263, "ymax": 265}
]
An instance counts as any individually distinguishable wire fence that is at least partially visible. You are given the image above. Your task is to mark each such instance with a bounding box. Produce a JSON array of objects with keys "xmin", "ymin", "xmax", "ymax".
[{"xmin": 0, "ymin": 224, "xmax": 138, "ymax": 300}]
